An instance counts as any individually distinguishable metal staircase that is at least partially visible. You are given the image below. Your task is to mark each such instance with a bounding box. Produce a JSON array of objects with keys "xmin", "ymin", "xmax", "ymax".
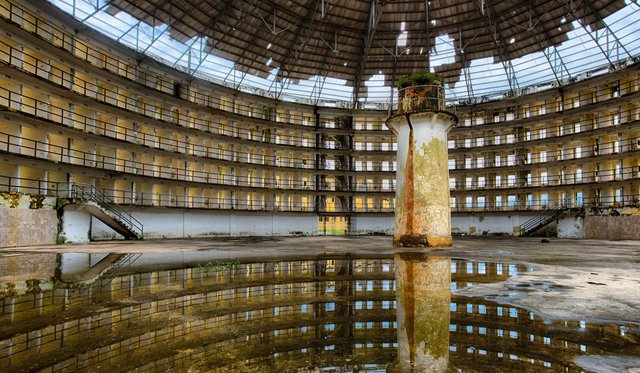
[
  {"xmin": 71, "ymin": 184, "xmax": 143, "ymax": 239},
  {"xmin": 519, "ymin": 205, "xmax": 565, "ymax": 237}
]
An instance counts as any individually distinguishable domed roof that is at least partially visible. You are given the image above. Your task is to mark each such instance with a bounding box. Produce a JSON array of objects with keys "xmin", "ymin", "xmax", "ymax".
[{"xmin": 55, "ymin": 0, "xmax": 640, "ymax": 106}]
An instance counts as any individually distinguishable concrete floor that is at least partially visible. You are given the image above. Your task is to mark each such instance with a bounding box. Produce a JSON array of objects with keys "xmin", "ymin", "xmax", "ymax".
[{"xmin": 2, "ymin": 236, "xmax": 640, "ymax": 324}]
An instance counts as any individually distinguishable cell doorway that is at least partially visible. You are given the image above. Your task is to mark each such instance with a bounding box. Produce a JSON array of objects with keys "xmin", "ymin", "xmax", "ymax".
[{"xmin": 318, "ymin": 216, "xmax": 350, "ymax": 235}]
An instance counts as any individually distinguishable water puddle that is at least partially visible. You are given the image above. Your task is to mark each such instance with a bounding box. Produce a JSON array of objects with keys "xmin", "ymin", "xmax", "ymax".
[{"xmin": 0, "ymin": 252, "xmax": 638, "ymax": 372}]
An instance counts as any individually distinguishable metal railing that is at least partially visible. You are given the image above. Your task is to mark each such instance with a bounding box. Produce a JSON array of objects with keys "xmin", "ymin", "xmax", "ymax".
[
  {"xmin": 390, "ymin": 85, "xmax": 452, "ymax": 116},
  {"xmin": 518, "ymin": 205, "xmax": 565, "ymax": 236},
  {"xmin": 2, "ymin": 175, "xmax": 639, "ymax": 214},
  {"xmin": 71, "ymin": 184, "xmax": 143, "ymax": 238}
]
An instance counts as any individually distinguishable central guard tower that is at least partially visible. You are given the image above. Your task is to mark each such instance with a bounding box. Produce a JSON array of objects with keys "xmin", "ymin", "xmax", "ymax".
[{"xmin": 386, "ymin": 74, "xmax": 458, "ymax": 247}]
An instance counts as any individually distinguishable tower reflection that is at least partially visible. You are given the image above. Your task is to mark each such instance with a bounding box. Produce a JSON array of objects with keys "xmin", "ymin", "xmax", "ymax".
[{"xmin": 392, "ymin": 253, "xmax": 451, "ymax": 372}]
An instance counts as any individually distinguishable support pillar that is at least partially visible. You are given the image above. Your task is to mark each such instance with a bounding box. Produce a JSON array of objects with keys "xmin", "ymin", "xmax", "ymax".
[
  {"xmin": 387, "ymin": 108, "xmax": 456, "ymax": 247},
  {"xmin": 392, "ymin": 253, "xmax": 451, "ymax": 372}
]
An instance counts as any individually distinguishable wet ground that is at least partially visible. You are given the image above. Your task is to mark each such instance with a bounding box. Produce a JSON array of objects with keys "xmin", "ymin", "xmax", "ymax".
[{"xmin": 0, "ymin": 236, "xmax": 639, "ymax": 372}]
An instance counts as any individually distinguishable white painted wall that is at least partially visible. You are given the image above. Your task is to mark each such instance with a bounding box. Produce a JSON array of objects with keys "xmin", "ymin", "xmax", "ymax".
[
  {"xmin": 61, "ymin": 205, "xmax": 92, "ymax": 243},
  {"xmin": 66, "ymin": 205, "xmax": 566, "ymax": 240},
  {"xmin": 557, "ymin": 215, "xmax": 585, "ymax": 238},
  {"xmin": 89, "ymin": 207, "xmax": 318, "ymax": 239},
  {"xmin": 351, "ymin": 215, "xmax": 394, "ymax": 235},
  {"xmin": 451, "ymin": 213, "xmax": 556, "ymax": 236}
]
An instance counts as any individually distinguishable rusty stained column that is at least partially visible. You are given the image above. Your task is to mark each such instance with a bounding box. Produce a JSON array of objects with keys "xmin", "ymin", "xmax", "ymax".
[
  {"xmin": 392, "ymin": 253, "xmax": 451, "ymax": 373},
  {"xmin": 387, "ymin": 110, "xmax": 456, "ymax": 247}
]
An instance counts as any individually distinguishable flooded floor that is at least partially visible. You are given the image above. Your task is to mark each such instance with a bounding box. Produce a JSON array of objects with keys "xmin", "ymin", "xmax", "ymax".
[{"xmin": 1, "ymin": 241, "xmax": 639, "ymax": 372}]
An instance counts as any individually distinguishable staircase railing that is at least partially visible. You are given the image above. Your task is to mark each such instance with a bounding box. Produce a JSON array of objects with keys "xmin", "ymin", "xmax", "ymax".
[
  {"xmin": 519, "ymin": 205, "xmax": 565, "ymax": 236},
  {"xmin": 71, "ymin": 184, "xmax": 143, "ymax": 238}
]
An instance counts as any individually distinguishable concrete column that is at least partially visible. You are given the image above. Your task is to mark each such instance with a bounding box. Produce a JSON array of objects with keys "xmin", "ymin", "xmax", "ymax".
[
  {"xmin": 392, "ymin": 253, "xmax": 451, "ymax": 373},
  {"xmin": 387, "ymin": 111, "xmax": 456, "ymax": 247}
]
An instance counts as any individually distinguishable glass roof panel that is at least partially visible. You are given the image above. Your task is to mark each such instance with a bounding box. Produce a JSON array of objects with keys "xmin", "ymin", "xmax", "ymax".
[{"xmin": 49, "ymin": 0, "xmax": 640, "ymax": 108}]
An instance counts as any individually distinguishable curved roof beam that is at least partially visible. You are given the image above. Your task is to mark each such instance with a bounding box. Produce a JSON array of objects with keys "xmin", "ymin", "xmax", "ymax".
[
  {"xmin": 309, "ymin": 46, "xmax": 337, "ymax": 105},
  {"xmin": 557, "ymin": 0, "xmax": 631, "ymax": 69},
  {"xmin": 268, "ymin": 0, "xmax": 321, "ymax": 99},
  {"xmin": 458, "ymin": 25, "xmax": 475, "ymax": 99},
  {"xmin": 190, "ymin": 0, "xmax": 260, "ymax": 78},
  {"xmin": 352, "ymin": 0, "xmax": 387, "ymax": 108},
  {"xmin": 528, "ymin": 3, "xmax": 571, "ymax": 86},
  {"xmin": 474, "ymin": 0, "xmax": 520, "ymax": 94}
]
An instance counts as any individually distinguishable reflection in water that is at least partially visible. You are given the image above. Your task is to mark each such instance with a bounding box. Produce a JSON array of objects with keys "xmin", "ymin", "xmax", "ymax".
[
  {"xmin": 0, "ymin": 252, "xmax": 638, "ymax": 372},
  {"xmin": 393, "ymin": 254, "xmax": 450, "ymax": 373}
]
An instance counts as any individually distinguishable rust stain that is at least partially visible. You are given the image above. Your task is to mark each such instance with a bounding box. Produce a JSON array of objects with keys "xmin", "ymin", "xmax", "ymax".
[
  {"xmin": 403, "ymin": 257, "xmax": 416, "ymax": 367},
  {"xmin": 393, "ymin": 114, "xmax": 452, "ymax": 247},
  {"xmin": 403, "ymin": 119, "xmax": 415, "ymax": 236}
]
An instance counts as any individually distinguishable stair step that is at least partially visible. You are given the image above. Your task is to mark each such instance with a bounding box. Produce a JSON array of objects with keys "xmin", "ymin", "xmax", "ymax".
[{"xmin": 71, "ymin": 184, "xmax": 143, "ymax": 239}]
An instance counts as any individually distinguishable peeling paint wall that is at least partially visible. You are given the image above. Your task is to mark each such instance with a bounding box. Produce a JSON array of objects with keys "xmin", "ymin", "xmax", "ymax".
[
  {"xmin": 0, "ymin": 194, "xmax": 57, "ymax": 247},
  {"xmin": 61, "ymin": 204, "xmax": 94, "ymax": 243},
  {"xmin": 557, "ymin": 215, "xmax": 585, "ymax": 238}
]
